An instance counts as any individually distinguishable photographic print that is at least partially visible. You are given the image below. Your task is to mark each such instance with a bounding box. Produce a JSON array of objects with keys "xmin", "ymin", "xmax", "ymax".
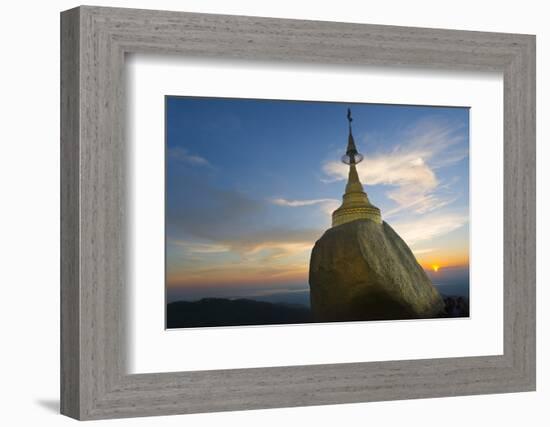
[{"xmin": 165, "ymin": 97, "xmax": 470, "ymax": 329}]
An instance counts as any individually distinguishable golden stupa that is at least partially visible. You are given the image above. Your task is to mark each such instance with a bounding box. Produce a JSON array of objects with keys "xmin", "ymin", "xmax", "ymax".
[{"xmin": 331, "ymin": 109, "xmax": 382, "ymax": 227}]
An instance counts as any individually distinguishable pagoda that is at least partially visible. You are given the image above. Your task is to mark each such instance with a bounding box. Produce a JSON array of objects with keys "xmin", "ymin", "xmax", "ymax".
[{"xmin": 331, "ymin": 109, "xmax": 382, "ymax": 227}]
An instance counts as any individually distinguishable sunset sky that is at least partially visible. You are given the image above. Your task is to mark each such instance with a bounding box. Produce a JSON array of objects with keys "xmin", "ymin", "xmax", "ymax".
[{"xmin": 165, "ymin": 97, "xmax": 470, "ymax": 304}]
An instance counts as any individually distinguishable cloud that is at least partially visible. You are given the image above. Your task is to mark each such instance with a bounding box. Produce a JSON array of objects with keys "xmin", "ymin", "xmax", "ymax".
[
  {"xmin": 169, "ymin": 240, "xmax": 230, "ymax": 254},
  {"xmin": 270, "ymin": 197, "xmax": 340, "ymax": 218},
  {"xmin": 167, "ymin": 174, "xmax": 323, "ymax": 264},
  {"xmin": 223, "ymin": 228, "xmax": 321, "ymax": 261},
  {"xmin": 271, "ymin": 198, "xmax": 337, "ymax": 207},
  {"xmin": 411, "ymin": 248, "xmax": 435, "ymax": 255},
  {"xmin": 168, "ymin": 261, "xmax": 309, "ymax": 288},
  {"xmin": 390, "ymin": 212, "xmax": 468, "ymax": 246},
  {"xmin": 167, "ymin": 228, "xmax": 321, "ymax": 286},
  {"xmin": 322, "ymin": 118, "xmax": 467, "ymax": 217},
  {"xmin": 167, "ymin": 175, "xmax": 266, "ymax": 242},
  {"xmin": 168, "ymin": 147, "xmax": 211, "ymax": 166}
]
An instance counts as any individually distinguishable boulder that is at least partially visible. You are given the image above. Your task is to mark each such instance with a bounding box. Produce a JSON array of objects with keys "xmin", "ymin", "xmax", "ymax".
[{"xmin": 309, "ymin": 219, "xmax": 444, "ymax": 322}]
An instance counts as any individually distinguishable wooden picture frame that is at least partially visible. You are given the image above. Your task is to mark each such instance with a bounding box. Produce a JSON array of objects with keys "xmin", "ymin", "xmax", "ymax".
[{"xmin": 60, "ymin": 5, "xmax": 536, "ymax": 420}]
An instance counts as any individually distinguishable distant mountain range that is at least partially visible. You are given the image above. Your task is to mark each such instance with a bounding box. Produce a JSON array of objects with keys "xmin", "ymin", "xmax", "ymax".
[
  {"xmin": 166, "ymin": 298, "xmax": 312, "ymax": 329},
  {"xmin": 166, "ymin": 294, "xmax": 469, "ymax": 329}
]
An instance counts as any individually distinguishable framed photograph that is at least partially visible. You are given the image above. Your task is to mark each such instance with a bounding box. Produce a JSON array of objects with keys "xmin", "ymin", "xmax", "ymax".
[
  {"xmin": 61, "ymin": 6, "xmax": 536, "ymax": 420},
  {"xmin": 164, "ymin": 97, "xmax": 470, "ymax": 329}
]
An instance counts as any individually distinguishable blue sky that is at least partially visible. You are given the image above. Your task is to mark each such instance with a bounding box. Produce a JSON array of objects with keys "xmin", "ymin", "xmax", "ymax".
[{"xmin": 165, "ymin": 96, "xmax": 470, "ymax": 302}]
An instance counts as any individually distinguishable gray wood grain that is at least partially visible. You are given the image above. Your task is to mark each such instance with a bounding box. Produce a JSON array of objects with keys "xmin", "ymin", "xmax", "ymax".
[
  {"xmin": 60, "ymin": 5, "xmax": 536, "ymax": 420},
  {"xmin": 60, "ymin": 7, "xmax": 81, "ymax": 419}
]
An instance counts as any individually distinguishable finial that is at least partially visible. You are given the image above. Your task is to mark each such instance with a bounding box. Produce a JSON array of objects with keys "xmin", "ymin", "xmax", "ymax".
[{"xmin": 342, "ymin": 108, "xmax": 363, "ymax": 165}]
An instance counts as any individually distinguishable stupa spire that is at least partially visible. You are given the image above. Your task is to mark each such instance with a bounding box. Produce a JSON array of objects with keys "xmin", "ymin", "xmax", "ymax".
[
  {"xmin": 331, "ymin": 109, "xmax": 382, "ymax": 227},
  {"xmin": 344, "ymin": 108, "xmax": 363, "ymax": 165}
]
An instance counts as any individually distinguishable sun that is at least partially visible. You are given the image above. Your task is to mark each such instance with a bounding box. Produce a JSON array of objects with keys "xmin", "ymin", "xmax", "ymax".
[{"xmin": 431, "ymin": 264, "xmax": 440, "ymax": 272}]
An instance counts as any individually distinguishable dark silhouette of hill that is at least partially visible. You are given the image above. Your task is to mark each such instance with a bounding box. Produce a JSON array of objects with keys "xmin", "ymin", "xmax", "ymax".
[
  {"xmin": 166, "ymin": 298, "xmax": 312, "ymax": 328},
  {"xmin": 166, "ymin": 295, "xmax": 469, "ymax": 329}
]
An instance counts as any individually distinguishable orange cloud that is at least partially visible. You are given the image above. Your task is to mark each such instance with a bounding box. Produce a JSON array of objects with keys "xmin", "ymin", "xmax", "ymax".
[{"xmin": 167, "ymin": 263, "xmax": 308, "ymax": 289}]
